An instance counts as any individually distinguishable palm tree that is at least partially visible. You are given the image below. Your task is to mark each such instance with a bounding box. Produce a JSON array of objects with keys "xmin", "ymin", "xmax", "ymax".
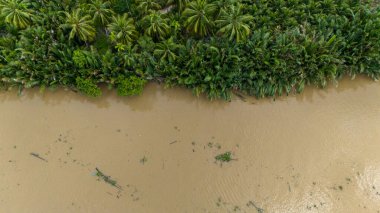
[
  {"xmin": 154, "ymin": 37, "xmax": 183, "ymax": 63},
  {"xmin": 87, "ymin": 0, "xmax": 114, "ymax": 26},
  {"xmin": 61, "ymin": 9, "xmax": 96, "ymax": 42},
  {"xmin": 0, "ymin": 0, "xmax": 33, "ymax": 29},
  {"xmin": 107, "ymin": 13, "xmax": 137, "ymax": 45},
  {"xmin": 182, "ymin": 0, "xmax": 216, "ymax": 37},
  {"xmin": 136, "ymin": 0, "xmax": 161, "ymax": 14},
  {"xmin": 142, "ymin": 11, "xmax": 170, "ymax": 40},
  {"xmin": 215, "ymin": 4, "xmax": 253, "ymax": 42},
  {"xmin": 212, "ymin": 0, "xmax": 237, "ymax": 16},
  {"xmin": 166, "ymin": 0, "xmax": 189, "ymax": 13}
]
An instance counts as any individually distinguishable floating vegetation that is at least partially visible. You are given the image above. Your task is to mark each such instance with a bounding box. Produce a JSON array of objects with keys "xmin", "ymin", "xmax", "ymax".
[
  {"xmin": 95, "ymin": 168, "xmax": 122, "ymax": 190},
  {"xmin": 215, "ymin": 151, "xmax": 234, "ymax": 163}
]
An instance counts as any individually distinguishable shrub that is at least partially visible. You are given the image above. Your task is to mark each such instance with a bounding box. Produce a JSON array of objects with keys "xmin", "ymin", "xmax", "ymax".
[
  {"xmin": 75, "ymin": 77, "xmax": 102, "ymax": 97},
  {"xmin": 116, "ymin": 76, "xmax": 146, "ymax": 96}
]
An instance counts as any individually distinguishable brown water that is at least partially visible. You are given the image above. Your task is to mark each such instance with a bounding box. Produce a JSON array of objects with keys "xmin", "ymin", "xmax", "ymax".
[{"xmin": 0, "ymin": 77, "xmax": 380, "ymax": 213}]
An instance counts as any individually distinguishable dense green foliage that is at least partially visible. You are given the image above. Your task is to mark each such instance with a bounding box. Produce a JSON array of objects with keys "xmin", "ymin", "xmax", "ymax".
[
  {"xmin": 76, "ymin": 77, "xmax": 102, "ymax": 97},
  {"xmin": 117, "ymin": 75, "xmax": 146, "ymax": 96},
  {"xmin": 0, "ymin": 0, "xmax": 379, "ymax": 99}
]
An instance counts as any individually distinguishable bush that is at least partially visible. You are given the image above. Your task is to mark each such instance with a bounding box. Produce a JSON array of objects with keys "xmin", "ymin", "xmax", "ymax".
[
  {"xmin": 117, "ymin": 76, "xmax": 147, "ymax": 96},
  {"xmin": 75, "ymin": 77, "xmax": 102, "ymax": 97}
]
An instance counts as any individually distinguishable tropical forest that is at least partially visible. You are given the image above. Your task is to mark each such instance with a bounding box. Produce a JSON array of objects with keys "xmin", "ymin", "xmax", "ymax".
[{"xmin": 0, "ymin": 0, "xmax": 379, "ymax": 99}]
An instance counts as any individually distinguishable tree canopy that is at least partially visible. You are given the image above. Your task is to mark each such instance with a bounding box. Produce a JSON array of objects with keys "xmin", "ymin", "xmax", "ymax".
[{"xmin": 0, "ymin": 0, "xmax": 379, "ymax": 99}]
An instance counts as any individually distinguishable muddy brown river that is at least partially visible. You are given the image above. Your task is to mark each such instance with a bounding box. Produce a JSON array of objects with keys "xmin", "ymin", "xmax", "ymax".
[{"xmin": 0, "ymin": 77, "xmax": 379, "ymax": 213}]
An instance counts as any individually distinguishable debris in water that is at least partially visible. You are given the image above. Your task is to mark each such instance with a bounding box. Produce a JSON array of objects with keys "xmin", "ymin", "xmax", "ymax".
[
  {"xmin": 287, "ymin": 182, "xmax": 292, "ymax": 192},
  {"xmin": 169, "ymin": 140, "xmax": 179, "ymax": 145},
  {"xmin": 140, "ymin": 156, "xmax": 148, "ymax": 164},
  {"xmin": 247, "ymin": 201, "xmax": 264, "ymax": 213},
  {"xmin": 30, "ymin": 152, "xmax": 48, "ymax": 162},
  {"xmin": 95, "ymin": 168, "xmax": 122, "ymax": 190}
]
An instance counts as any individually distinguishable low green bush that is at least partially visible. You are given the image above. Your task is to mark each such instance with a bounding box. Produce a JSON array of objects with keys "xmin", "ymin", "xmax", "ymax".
[
  {"xmin": 117, "ymin": 76, "xmax": 147, "ymax": 96},
  {"xmin": 75, "ymin": 77, "xmax": 102, "ymax": 97}
]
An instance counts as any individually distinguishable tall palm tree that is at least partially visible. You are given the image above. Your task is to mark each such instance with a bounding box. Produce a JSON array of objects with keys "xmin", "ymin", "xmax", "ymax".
[
  {"xmin": 0, "ymin": 0, "xmax": 33, "ymax": 29},
  {"xmin": 61, "ymin": 9, "xmax": 96, "ymax": 42},
  {"xmin": 87, "ymin": 0, "xmax": 114, "ymax": 26},
  {"xmin": 142, "ymin": 11, "xmax": 170, "ymax": 40},
  {"xmin": 182, "ymin": 0, "xmax": 216, "ymax": 37},
  {"xmin": 136, "ymin": 0, "xmax": 161, "ymax": 14},
  {"xmin": 107, "ymin": 13, "xmax": 137, "ymax": 45},
  {"xmin": 215, "ymin": 4, "xmax": 253, "ymax": 42}
]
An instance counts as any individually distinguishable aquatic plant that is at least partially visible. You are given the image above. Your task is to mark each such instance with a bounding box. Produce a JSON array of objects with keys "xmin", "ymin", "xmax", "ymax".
[
  {"xmin": 0, "ymin": 0, "xmax": 378, "ymax": 99},
  {"xmin": 215, "ymin": 151, "xmax": 233, "ymax": 162},
  {"xmin": 117, "ymin": 76, "xmax": 146, "ymax": 96},
  {"xmin": 95, "ymin": 168, "xmax": 121, "ymax": 189},
  {"xmin": 76, "ymin": 77, "xmax": 102, "ymax": 97}
]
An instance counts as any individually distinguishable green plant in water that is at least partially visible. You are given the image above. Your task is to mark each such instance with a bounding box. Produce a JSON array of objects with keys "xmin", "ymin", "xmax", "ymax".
[
  {"xmin": 117, "ymin": 76, "xmax": 146, "ymax": 96},
  {"xmin": 76, "ymin": 77, "xmax": 102, "ymax": 97},
  {"xmin": 215, "ymin": 151, "xmax": 233, "ymax": 162},
  {"xmin": 95, "ymin": 168, "xmax": 121, "ymax": 189}
]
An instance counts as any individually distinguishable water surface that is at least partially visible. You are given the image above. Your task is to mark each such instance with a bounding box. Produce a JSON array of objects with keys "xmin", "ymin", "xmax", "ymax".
[{"xmin": 0, "ymin": 77, "xmax": 379, "ymax": 213}]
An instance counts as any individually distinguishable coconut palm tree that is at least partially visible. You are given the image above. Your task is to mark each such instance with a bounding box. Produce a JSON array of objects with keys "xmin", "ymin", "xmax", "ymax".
[
  {"xmin": 136, "ymin": 0, "xmax": 161, "ymax": 14},
  {"xmin": 0, "ymin": 0, "xmax": 33, "ymax": 29},
  {"xmin": 142, "ymin": 11, "xmax": 170, "ymax": 40},
  {"xmin": 61, "ymin": 9, "xmax": 96, "ymax": 42},
  {"xmin": 87, "ymin": 0, "xmax": 114, "ymax": 26},
  {"xmin": 212, "ymin": 0, "xmax": 237, "ymax": 16},
  {"xmin": 215, "ymin": 4, "xmax": 253, "ymax": 42},
  {"xmin": 107, "ymin": 13, "xmax": 137, "ymax": 45},
  {"xmin": 154, "ymin": 37, "xmax": 183, "ymax": 63},
  {"xmin": 182, "ymin": 0, "xmax": 216, "ymax": 37}
]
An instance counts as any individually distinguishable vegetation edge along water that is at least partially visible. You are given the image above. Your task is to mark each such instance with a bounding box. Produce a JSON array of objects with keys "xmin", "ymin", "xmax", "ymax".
[{"xmin": 0, "ymin": 0, "xmax": 379, "ymax": 100}]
